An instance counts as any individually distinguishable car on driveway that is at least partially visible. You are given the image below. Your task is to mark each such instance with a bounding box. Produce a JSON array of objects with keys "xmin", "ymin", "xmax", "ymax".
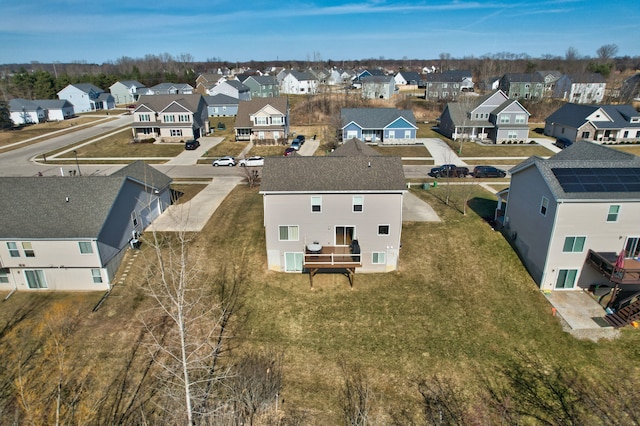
[
  {"xmin": 473, "ymin": 166, "xmax": 507, "ymax": 178},
  {"xmin": 283, "ymin": 147, "xmax": 297, "ymax": 156},
  {"xmin": 239, "ymin": 156, "xmax": 265, "ymax": 167},
  {"xmin": 185, "ymin": 139, "xmax": 200, "ymax": 150},
  {"xmin": 212, "ymin": 156, "xmax": 236, "ymax": 167},
  {"xmin": 291, "ymin": 140, "xmax": 302, "ymax": 150},
  {"xmin": 555, "ymin": 137, "xmax": 573, "ymax": 149},
  {"xmin": 429, "ymin": 164, "xmax": 469, "ymax": 178},
  {"xmin": 293, "ymin": 135, "xmax": 305, "ymax": 145}
]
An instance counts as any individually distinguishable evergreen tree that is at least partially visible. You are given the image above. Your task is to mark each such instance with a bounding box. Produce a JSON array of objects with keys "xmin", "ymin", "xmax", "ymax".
[
  {"xmin": 0, "ymin": 101, "xmax": 12, "ymax": 129},
  {"xmin": 33, "ymin": 70, "xmax": 56, "ymax": 99}
]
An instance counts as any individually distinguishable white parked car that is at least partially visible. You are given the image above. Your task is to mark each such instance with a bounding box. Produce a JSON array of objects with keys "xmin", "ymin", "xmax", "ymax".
[
  {"xmin": 212, "ymin": 156, "xmax": 236, "ymax": 167},
  {"xmin": 239, "ymin": 156, "xmax": 265, "ymax": 167}
]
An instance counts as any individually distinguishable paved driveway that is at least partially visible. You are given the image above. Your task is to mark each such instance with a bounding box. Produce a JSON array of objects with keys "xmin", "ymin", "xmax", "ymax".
[
  {"xmin": 148, "ymin": 176, "xmax": 243, "ymax": 232},
  {"xmin": 403, "ymin": 192, "xmax": 441, "ymax": 222},
  {"xmin": 163, "ymin": 136, "xmax": 223, "ymax": 166}
]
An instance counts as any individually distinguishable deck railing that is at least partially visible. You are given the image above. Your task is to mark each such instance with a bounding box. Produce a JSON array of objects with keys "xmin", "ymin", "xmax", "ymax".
[
  {"xmin": 303, "ymin": 252, "xmax": 361, "ymax": 267},
  {"xmin": 586, "ymin": 250, "xmax": 640, "ymax": 284}
]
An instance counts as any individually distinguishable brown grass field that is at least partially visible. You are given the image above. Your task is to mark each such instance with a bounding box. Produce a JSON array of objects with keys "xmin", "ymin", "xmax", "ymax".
[{"xmin": 2, "ymin": 183, "xmax": 640, "ymax": 424}]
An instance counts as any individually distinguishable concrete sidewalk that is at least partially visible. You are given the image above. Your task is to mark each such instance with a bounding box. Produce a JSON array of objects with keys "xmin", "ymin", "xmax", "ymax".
[
  {"xmin": 421, "ymin": 138, "xmax": 467, "ymax": 166},
  {"xmin": 148, "ymin": 176, "xmax": 243, "ymax": 232}
]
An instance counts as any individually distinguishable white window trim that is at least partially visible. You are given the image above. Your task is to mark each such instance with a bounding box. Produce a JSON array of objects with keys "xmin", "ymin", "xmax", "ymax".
[
  {"xmin": 378, "ymin": 224, "xmax": 390, "ymax": 236},
  {"xmin": 311, "ymin": 196, "xmax": 322, "ymax": 213},
  {"xmin": 352, "ymin": 196, "xmax": 364, "ymax": 213},
  {"xmin": 562, "ymin": 236, "xmax": 586, "ymax": 253},
  {"xmin": 278, "ymin": 225, "xmax": 300, "ymax": 241},
  {"xmin": 372, "ymin": 252, "xmax": 386, "ymax": 264},
  {"xmin": 79, "ymin": 241, "xmax": 94, "ymax": 254},
  {"xmin": 607, "ymin": 205, "xmax": 620, "ymax": 222},
  {"xmin": 540, "ymin": 196, "xmax": 549, "ymax": 217}
]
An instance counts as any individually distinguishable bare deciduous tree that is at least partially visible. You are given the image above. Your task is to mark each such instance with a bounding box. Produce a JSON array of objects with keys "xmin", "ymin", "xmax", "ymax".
[
  {"xmin": 339, "ymin": 361, "xmax": 373, "ymax": 426},
  {"xmin": 139, "ymin": 228, "xmax": 242, "ymax": 424},
  {"xmin": 597, "ymin": 44, "xmax": 619, "ymax": 61}
]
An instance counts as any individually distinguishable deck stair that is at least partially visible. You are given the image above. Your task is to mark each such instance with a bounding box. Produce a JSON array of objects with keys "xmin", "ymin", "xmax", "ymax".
[{"xmin": 604, "ymin": 298, "xmax": 640, "ymax": 328}]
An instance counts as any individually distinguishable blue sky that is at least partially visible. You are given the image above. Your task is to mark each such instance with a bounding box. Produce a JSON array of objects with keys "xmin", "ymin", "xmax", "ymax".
[{"xmin": 1, "ymin": 0, "xmax": 639, "ymax": 64}]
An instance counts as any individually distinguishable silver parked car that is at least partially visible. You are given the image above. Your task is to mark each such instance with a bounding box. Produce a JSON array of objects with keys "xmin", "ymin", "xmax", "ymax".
[
  {"xmin": 238, "ymin": 156, "xmax": 265, "ymax": 167},
  {"xmin": 212, "ymin": 156, "xmax": 236, "ymax": 167}
]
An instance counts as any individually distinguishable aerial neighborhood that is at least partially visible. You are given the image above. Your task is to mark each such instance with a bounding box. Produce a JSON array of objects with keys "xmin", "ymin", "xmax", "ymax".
[{"xmin": 2, "ymin": 48, "xmax": 640, "ymax": 423}]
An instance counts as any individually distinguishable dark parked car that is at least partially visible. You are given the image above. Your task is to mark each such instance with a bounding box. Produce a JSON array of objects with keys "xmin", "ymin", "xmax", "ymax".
[
  {"xmin": 473, "ymin": 166, "xmax": 507, "ymax": 178},
  {"xmin": 217, "ymin": 122, "xmax": 226, "ymax": 130},
  {"xmin": 555, "ymin": 137, "xmax": 573, "ymax": 149},
  {"xmin": 184, "ymin": 139, "xmax": 200, "ymax": 150},
  {"xmin": 293, "ymin": 135, "xmax": 305, "ymax": 145},
  {"xmin": 429, "ymin": 164, "xmax": 469, "ymax": 178}
]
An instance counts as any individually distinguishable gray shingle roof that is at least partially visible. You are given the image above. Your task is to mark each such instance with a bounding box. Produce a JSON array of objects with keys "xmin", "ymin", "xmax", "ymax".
[
  {"xmin": 545, "ymin": 103, "xmax": 640, "ymax": 130},
  {"xmin": 502, "ymin": 73, "xmax": 544, "ymax": 83},
  {"xmin": 34, "ymin": 99, "xmax": 72, "ymax": 109},
  {"xmin": 223, "ymin": 80, "xmax": 250, "ymax": 91},
  {"xmin": 137, "ymin": 94, "xmax": 203, "ymax": 114},
  {"xmin": 203, "ymin": 94, "xmax": 239, "ymax": 106},
  {"xmin": 341, "ymin": 108, "xmax": 417, "ymax": 129},
  {"xmin": 510, "ymin": 141, "xmax": 640, "ymax": 201},
  {"xmin": 329, "ymin": 139, "xmax": 382, "ymax": 157},
  {"xmin": 235, "ymin": 97, "xmax": 288, "ymax": 128},
  {"xmin": 0, "ymin": 162, "xmax": 170, "ymax": 239},
  {"xmin": 424, "ymin": 70, "xmax": 472, "ymax": 83},
  {"xmin": 260, "ymin": 155, "xmax": 406, "ymax": 193},
  {"xmin": 9, "ymin": 98, "xmax": 41, "ymax": 112}
]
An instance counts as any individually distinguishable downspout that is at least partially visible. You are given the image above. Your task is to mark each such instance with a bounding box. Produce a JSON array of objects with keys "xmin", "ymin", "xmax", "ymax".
[{"xmin": 3, "ymin": 279, "xmax": 17, "ymax": 301}]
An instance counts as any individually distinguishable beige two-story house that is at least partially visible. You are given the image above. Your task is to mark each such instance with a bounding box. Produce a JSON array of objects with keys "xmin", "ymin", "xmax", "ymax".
[
  {"xmin": 260, "ymin": 140, "xmax": 406, "ymax": 274},
  {"xmin": 131, "ymin": 94, "xmax": 209, "ymax": 142},
  {"xmin": 505, "ymin": 142, "xmax": 640, "ymax": 295},
  {"xmin": 234, "ymin": 97, "xmax": 289, "ymax": 143},
  {"xmin": 0, "ymin": 162, "xmax": 172, "ymax": 291}
]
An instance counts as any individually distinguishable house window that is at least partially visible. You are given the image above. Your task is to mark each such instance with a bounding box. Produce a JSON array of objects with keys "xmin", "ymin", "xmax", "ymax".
[
  {"xmin": 378, "ymin": 225, "xmax": 390, "ymax": 236},
  {"xmin": 0, "ymin": 268, "xmax": 8, "ymax": 284},
  {"xmin": 508, "ymin": 131, "xmax": 518, "ymax": 139},
  {"xmin": 625, "ymin": 237, "xmax": 640, "ymax": 258},
  {"xmin": 24, "ymin": 270, "xmax": 47, "ymax": 289},
  {"xmin": 442, "ymin": 92, "xmax": 448, "ymax": 97},
  {"xmin": 500, "ymin": 115, "xmax": 510, "ymax": 124},
  {"xmin": 335, "ymin": 226, "xmax": 355, "ymax": 245},
  {"xmin": 352, "ymin": 196, "xmax": 363, "ymax": 212},
  {"xmin": 163, "ymin": 115, "xmax": 175, "ymax": 123},
  {"xmin": 279, "ymin": 225, "xmax": 299, "ymax": 241},
  {"xmin": 563, "ymin": 236, "xmax": 586, "ymax": 252},
  {"xmin": 255, "ymin": 116, "xmax": 268, "ymax": 125},
  {"xmin": 311, "ymin": 196, "xmax": 322, "ymax": 213},
  {"xmin": 284, "ymin": 252, "xmax": 304, "ymax": 272},
  {"xmin": 515, "ymin": 115, "xmax": 526, "ymax": 124},
  {"xmin": 540, "ymin": 197, "xmax": 549, "ymax": 216},
  {"xmin": 170, "ymin": 129, "xmax": 183, "ymax": 137},
  {"xmin": 22, "ymin": 242, "xmax": 35, "ymax": 257},
  {"xmin": 404, "ymin": 130, "xmax": 411, "ymax": 139},
  {"xmin": 139, "ymin": 114, "xmax": 151, "ymax": 122},
  {"xmin": 372, "ymin": 252, "xmax": 386, "ymax": 264},
  {"xmin": 7, "ymin": 242, "xmax": 20, "ymax": 257},
  {"xmin": 581, "ymin": 131, "xmax": 590, "ymax": 139},
  {"xmin": 442, "ymin": 83, "xmax": 447, "ymax": 88},
  {"xmin": 272, "ymin": 117, "xmax": 283, "ymax": 125},
  {"xmin": 555, "ymin": 269, "xmax": 578, "ymax": 289},
  {"xmin": 636, "ymin": 131, "xmax": 640, "ymax": 138},
  {"xmin": 132, "ymin": 212, "xmax": 138, "ymax": 227},
  {"xmin": 607, "ymin": 205, "xmax": 620, "ymax": 222},
  {"xmin": 178, "ymin": 114, "xmax": 190, "ymax": 122},
  {"xmin": 91, "ymin": 269, "xmax": 103, "ymax": 284},
  {"xmin": 79, "ymin": 242, "xmax": 93, "ymax": 254}
]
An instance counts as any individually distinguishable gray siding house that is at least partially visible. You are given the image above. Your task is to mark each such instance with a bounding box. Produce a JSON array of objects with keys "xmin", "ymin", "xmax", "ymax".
[
  {"xmin": 260, "ymin": 139, "xmax": 406, "ymax": 274},
  {"xmin": 544, "ymin": 103, "xmax": 640, "ymax": 143},
  {"xmin": 341, "ymin": 108, "xmax": 418, "ymax": 144},
  {"xmin": 204, "ymin": 94, "xmax": 239, "ymax": 117},
  {"xmin": 499, "ymin": 73, "xmax": 545, "ymax": 100},
  {"xmin": 109, "ymin": 80, "xmax": 146, "ymax": 104},
  {"xmin": 234, "ymin": 97, "xmax": 289, "ymax": 143},
  {"xmin": 361, "ymin": 75, "xmax": 396, "ymax": 100},
  {"xmin": 553, "ymin": 73, "xmax": 606, "ymax": 104},
  {"xmin": 57, "ymin": 83, "xmax": 115, "ymax": 113},
  {"xmin": 438, "ymin": 90, "xmax": 530, "ymax": 143},
  {"xmin": 424, "ymin": 70, "xmax": 474, "ymax": 100},
  {"xmin": 241, "ymin": 75, "xmax": 280, "ymax": 98},
  {"xmin": 132, "ymin": 94, "xmax": 210, "ymax": 141},
  {"xmin": 208, "ymin": 80, "xmax": 251, "ymax": 101},
  {"xmin": 0, "ymin": 162, "xmax": 171, "ymax": 291},
  {"xmin": 505, "ymin": 142, "xmax": 640, "ymax": 295}
]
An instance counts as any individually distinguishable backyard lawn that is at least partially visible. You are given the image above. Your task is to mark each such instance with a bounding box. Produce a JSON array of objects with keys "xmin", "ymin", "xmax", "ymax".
[{"xmin": 2, "ymin": 157, "xmax": 640, "ymax": 423}]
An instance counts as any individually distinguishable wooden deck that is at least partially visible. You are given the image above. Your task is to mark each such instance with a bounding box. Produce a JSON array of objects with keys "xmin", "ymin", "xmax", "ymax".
[
  {"xmin": 303, "ymin": 245, "xmax": 362, "ymax": 288},
  {"xmin": 586, "ymin": 250, "xmax": 640, "ymax": 285}
]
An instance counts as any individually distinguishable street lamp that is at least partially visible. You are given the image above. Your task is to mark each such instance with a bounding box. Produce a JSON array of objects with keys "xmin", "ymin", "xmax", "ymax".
[{"xmin": 73, "ymin": 150, "xmax": 81, "ymax": 176}]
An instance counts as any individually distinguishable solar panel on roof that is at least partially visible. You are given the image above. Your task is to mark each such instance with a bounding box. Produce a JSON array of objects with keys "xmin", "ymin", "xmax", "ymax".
[{"xmin": 552, "ymin": 168, "xmax": 640, "ymax": 193}]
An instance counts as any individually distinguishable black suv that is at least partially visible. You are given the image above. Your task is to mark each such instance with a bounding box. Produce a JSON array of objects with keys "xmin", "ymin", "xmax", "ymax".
[
  {"xmin": 293, "ymin": 135, "xmax": 305, "ymax": 145},
  {"xmin": 555, "ymin": 137, "xmax": 573, "ymax": 149},
  {"xmin": 473, "ymin": 166, "xmax": 507, "ymax": 178},
  {"xmin": 184, "ymin": 139, "xmax": 200, "ymax": 150}
]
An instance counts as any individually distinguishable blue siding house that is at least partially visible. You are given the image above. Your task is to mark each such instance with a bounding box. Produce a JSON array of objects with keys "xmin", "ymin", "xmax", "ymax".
[{"xmin": 341, "ymin": 108, "xmax": 418, "ymax": 145}]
